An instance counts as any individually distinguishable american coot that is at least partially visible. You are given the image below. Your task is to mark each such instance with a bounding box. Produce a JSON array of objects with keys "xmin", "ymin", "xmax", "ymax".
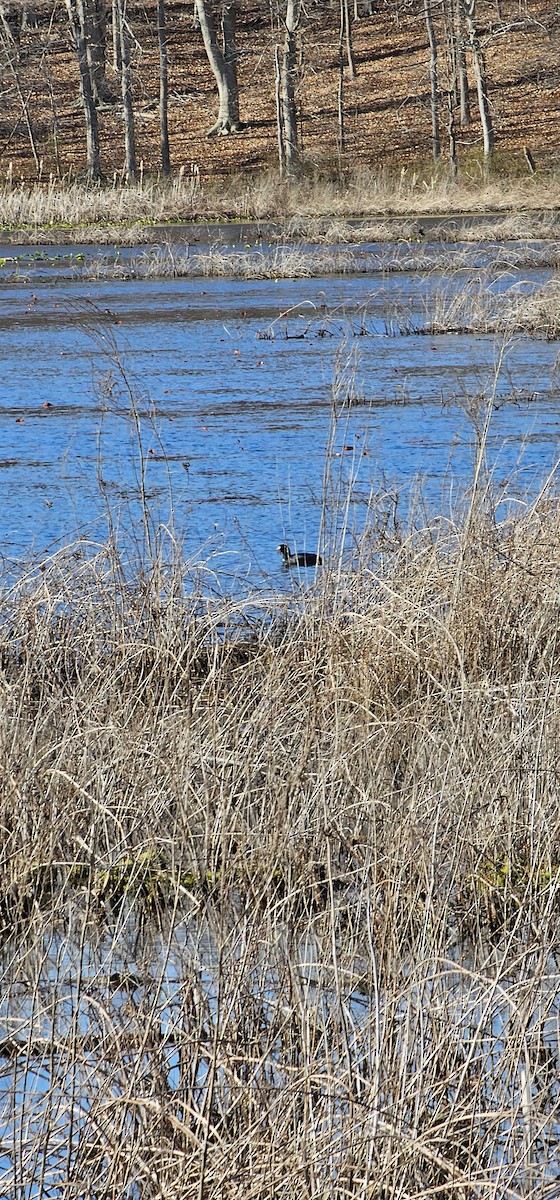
[{"xmin": 277, "ymin": 543, "xmax": 322, "ymax": 568}]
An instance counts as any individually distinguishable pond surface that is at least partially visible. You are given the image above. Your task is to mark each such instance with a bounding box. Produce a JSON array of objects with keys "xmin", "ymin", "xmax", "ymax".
[{"xmin": 1, "ymin": 246, "xmax": 559, "ymax": 588}]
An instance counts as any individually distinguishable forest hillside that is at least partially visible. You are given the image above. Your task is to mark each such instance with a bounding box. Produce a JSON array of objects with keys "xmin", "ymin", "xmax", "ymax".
[{"xmin": 0, "ymin": 1, "xmax": 558, "ymax": 189}]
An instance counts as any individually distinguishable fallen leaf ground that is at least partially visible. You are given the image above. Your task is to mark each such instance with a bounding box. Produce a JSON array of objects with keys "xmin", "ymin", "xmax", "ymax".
[{"xmin": 0, "ymin": 0, "xmax": 558, "ymax": 190}]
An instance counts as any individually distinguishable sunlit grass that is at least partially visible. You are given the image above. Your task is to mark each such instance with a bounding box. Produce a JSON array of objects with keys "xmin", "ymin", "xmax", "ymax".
[
  {"xmin": 2, "ymin": 166, "xmax": 560, "ymax": 241},
  {"xmin": 1, "ymin": 470, "xmax": 560, "ymax": 1195}
]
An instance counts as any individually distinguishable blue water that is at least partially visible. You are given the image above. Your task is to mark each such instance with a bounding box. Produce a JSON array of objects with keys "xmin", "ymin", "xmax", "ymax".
[{"xmin": 1, "ymin": 263, "xmax": 559, "ymax": 587}]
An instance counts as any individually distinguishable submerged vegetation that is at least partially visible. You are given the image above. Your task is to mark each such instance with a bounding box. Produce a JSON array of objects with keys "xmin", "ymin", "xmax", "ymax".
[
  {"xmin": 4, "ymin": 235, "xmax": 560, "ymax": 352},
  {"xmin": 2, "ymin": 457, "xmax": 560, "ymax": 1194}
]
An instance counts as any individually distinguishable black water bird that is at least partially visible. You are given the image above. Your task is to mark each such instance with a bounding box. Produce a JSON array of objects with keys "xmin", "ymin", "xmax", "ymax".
[{"xmin": 277, "ymin": 543, "xmax": 322, "ymax": 568}]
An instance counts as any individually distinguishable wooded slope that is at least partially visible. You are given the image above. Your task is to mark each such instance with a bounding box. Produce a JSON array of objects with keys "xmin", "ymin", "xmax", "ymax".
[{"xmin": 0, "ymin": 0, "xmax": 558, "ymax": 185}]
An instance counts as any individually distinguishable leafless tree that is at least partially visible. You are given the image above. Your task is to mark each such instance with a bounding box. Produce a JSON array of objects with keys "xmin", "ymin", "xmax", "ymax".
[
  {"xmin": 0, "ymin": 3, "xmax": 41, "ymax": 171},
  {"xmin": 0, "ymin": 3, "xmax": 38, "ymax": 56},
  {"xmin": 82, "ymin": 0, "xmax": 111, "ymax": 103},
  {"xmin": 111, "ymin": 0, "xmax": 121, "ymax": 68},
  {"xmin": 463, "ymin": 0, "xmax": 493, "ymax": 157},
  {"xmin": 340, "ymin": 0, "xmax": 356, "ymax": 79},
  {"xmin": 453, "ymin": 0, "xmax": 470, "ymax": 125},
  {"xmin": 157, "ymin": 0, "xmax": 170, "ymax": 174},
  {"xmin": 337, "ymin": 0, "xmax": 356, "ymax": 160},
  {"xmin": 278, "ymin": 0, "xmax": 301, "ymax": 174},
  {"xmin": 114, "ymin": 0, "xmax": 136, "ymax": 179},
  {"xmin": 424, "ymin": 0, "xmax": 440, "ymax": 160},
  {"xmin": 195, "ymin": 0, "xmax": 241, "ymax": 135},
  {"xmin": 64, "ymin": 0, "xmax": 102, "ymax": 179}
]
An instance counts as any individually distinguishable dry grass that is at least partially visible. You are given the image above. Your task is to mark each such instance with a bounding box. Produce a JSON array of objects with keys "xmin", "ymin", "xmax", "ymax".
[
  {"xmin": 2, "ymin": 462, "xmax": 560, "ymax": 1194},
  {"xmin": 2, "ymin": 168, "xmax": 560, "ymax": 242},
  {"xmin": 4, "ymin": 242, "xmax": 556, "ymax": 302},
  {"xmin": 423, "ymin": 273, "xmax": 560, "ymax": 338}
]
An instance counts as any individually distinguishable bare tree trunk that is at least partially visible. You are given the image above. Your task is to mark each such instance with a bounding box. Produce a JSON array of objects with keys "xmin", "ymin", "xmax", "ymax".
[
  {"xmin": 157, "ymin": 0, "xmax": 170, "ymax": 174},
  {"xmin": 280, "ymin": 0, "xmax": 301, "ymax": 175},
  {"xmin": 523, "ymin": 145, "xmax": 536, "ymax": 174},
  {"xmin": 42, "ymin": 50, "xmax": 63, "ymax": 178},
  {"xmin": 0, "ymin": 15, "xmax": 41, "ymax": 171},
  {"xmin": 463, "ymin": 0, "xmax": 493, "ymax": 157},
  {"xmin": 195, "ymin": 0, "xmax": 241, "ymax": 135},
  {"xmin": 444, "ymin": 0, "xmax": 458, "ymax": 108},
  {"xmin": 424, "ymin": 0, "xmax": 440, "ymax": 161},
  {"xmin": 455, "ymin": 0, "xmax": 470, "ymax": 125},
  {"xmin": 447, "ymin": 88, "xmax": 457, "ymax": 178},
  {"xmin": 115, "ymin": 0, "xmax": 136, "ymax": 180},
  {"xmin": 65, "ymin": 0, "xmax": 102, "ymax": 180},
  {"xmin": 83, "ymin": 0, "xmax": 110, "ymax": 103},
  {"xmin": 111, "ymin": 0, "xmax": 121, "ymax": 69},
  {"xmin": 338, "ymin": 30, "xmax": 345, "ymax": 160},
  {"xmin": 221, "ymin": 1, "xmax": 238, "ymax": 120},
  {"xmin": 341, "ymin": 0, "xmax": 356, "ymax": 79},
  {"xmin": 274, "ymin": 42, "xmax": 285, "ymax": 172},
  {"xmin": 0, "ymin": 3, "xmax": 20, "ymax": 62}
]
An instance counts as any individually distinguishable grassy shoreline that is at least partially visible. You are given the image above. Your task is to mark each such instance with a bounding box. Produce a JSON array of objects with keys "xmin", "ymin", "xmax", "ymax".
[{"xmin": 2, "ymin": 170, "xmax": 560, "ymax": 245}]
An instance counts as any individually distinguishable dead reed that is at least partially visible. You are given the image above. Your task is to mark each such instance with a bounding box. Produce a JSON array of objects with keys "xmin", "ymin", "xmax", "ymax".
[
  {"xmin": 6, "ymin": 242, "xmax": 550, "ymax": 295},
  {"xmin": 2, "ymin": 166, "xmax": 560, "ymax": 241},
  {"xmin": 1, "ymin": 470, "xmax": 560, "ymax": 1196}
]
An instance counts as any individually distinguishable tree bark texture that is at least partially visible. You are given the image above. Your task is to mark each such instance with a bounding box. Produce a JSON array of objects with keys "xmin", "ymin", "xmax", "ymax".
[
  {"xmin": 463, "ymin": 0, "xmax": 493, "ymax": 156},
  {"xmin": 195, "ymin": 0, "xmax": 241, "ymax": 135},
  {"xmin": 341, "ymin": 0, "xmax": 356, "ymax": 79},
  {"xmin": 111, "ymin": 0, "xmax": 121, "ymax": 69},
  {"xmin": 338, "ymin": 36, "xmax": 345, "ymax": 158},
  {"xmin": 274, "ymin": 41, "xmax": 285, "ymax": 173},
  {"xmin": 424, "ymin": 0, "xmax": 440, "ymax": 161},
  {"xmin": 115, "ymin": 0, "xmax": 136, "ymax": 179},
  {"xmin": 82, "ymin": 0, "xmax": 110, "ymax": 104},
  {"xmin": 64, "ymin": 0, "xmax": 102, "ymax": 179},
  {"xmin": 157, "ymin": 0, "xmax": 170, "ymax": 173},
  {"xmin": 454, "ymin": 0, "xmax": 470, "ymax": 125},
  {"xmin": 280, "ymin": 0, "xmax": 301, "ymax": 175},
  {"xmin": 447, "ymin": 88, "xmax": 458, "ymax": 178}
]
